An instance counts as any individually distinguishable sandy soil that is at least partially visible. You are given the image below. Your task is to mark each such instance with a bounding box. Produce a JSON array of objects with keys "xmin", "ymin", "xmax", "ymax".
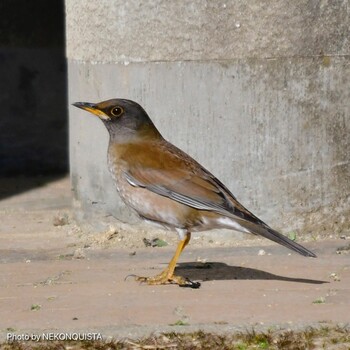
[{"xmin": 0, "ymin": 176, "xmax": 349, "ymax": 343}]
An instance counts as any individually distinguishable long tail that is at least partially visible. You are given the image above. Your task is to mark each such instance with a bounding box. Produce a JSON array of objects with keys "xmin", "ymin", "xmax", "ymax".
[
  {"xmin": 233, "ymin": 218, "xmax": 317, "ymax": 257},
  {"xmin": 254, "ymin": 225, "xmax": 316, "ymax": 257}
]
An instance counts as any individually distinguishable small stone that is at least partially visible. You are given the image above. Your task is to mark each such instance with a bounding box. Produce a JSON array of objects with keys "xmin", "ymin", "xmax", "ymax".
[
  {"xmin": 258, "ymin": 249, "xmax": 266, "ymax": 256},
  {"xmin": 329, "ymin": 272, "xmax": 340, "ymax": 282},
  {"xmin": 53, "ymin": 213, "xmax": 69, "ymax": 226},
  {"xmin": 31, "ymin": 304, "xmax": 41, "ymax": 311},
  {"xmin": 143, "ymin": 238, "xmax": 152, "ymax": 247},
  {"xmin": 336, "ymin": 244, "xmax": 350, "ymax": 255},
  {"xmin": 73, "ymin": 248, "xmax": 86, "ymax": 260},
  {"xmin": 107, "ymin": 226, "xmax": 118, "ymax": 240},
  {"xmin": 312, "ymin": 297, "xmax": 326, "ymax": 304}
]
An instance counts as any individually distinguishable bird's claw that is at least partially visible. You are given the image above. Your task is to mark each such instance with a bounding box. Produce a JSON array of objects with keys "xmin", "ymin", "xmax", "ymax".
[
  {"xmin": 178, "ymin": 278, "xmax": 201, "ymax": 289},
  {"xmin": 124, "ymin": 274, "xmax": 138, "ymax": 281},
  {"xmin": 127, "ymin": 272, "xmax": 201, "ymax": 288}
]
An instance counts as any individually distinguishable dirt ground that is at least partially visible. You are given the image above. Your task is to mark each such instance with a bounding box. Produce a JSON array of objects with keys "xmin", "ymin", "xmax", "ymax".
[{"xmin": 0, "ymin": 176, "xmax": 349, "ymax": 345}]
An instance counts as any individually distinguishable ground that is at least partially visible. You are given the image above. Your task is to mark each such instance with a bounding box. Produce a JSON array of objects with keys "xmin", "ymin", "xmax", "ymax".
[{"xmin": 0, "ymin": 176, "xmax": 349, "ymax": 348}]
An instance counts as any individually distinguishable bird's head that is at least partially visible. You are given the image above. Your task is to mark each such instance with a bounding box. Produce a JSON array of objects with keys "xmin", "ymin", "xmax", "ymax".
[{"xmin": 72, "ymin": 98, "xmax": 161, "ymax": 141}]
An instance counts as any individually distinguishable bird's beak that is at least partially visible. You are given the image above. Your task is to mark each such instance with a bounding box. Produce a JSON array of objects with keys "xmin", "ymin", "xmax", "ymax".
[{"xmin": 72, "ymin": 102, "xmax": 110, "ymax": 120}]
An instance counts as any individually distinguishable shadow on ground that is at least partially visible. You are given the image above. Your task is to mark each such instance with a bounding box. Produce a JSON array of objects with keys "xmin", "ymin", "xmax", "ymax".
[
  {"xmin": 0, "ymin": 175, "xmax": 67, "ymax": 201},
  {"xmin": 176, "ymin": 262, "xmax": 328, "ymax": 284}
]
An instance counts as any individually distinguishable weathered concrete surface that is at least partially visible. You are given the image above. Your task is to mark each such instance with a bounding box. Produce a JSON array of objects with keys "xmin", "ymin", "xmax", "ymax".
[
  {"xmin": 2, "ymin": 241, "xmax": 350, "ymax": 341},
  {"xmin": 0, "ymin": 177, "xmax": 349, "ymax": 341},
  {"xmin": 66, "ymin": 0, "xmax": 350, "ymax": 236},
  {"xmin": 66, "ymin": 0, "xmax": 350, "ymax": 62},
  {"xmin": 69, "ymin": 58, "xmax": 350, "ymax": 235}
]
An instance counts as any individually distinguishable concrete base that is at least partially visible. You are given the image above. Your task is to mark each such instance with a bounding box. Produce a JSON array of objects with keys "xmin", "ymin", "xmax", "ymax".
[{"xmin": 69, "ymin": 57, "xmax": 349, "ymax": 236}]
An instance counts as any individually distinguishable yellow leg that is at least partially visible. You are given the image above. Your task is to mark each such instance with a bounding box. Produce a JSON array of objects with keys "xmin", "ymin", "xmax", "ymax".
[
  {"xmin": 135, "ymin": 232, "xmax": 200, "ymax": 288},
  {"xmin": 165, "ymin": 232, "xmax": 191, "ymax": 279}
]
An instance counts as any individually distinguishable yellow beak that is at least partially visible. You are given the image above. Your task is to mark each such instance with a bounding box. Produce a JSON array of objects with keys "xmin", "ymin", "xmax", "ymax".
[{"xmin": 72, "ymin": 102, "xmax": 110, "ymax": 120}]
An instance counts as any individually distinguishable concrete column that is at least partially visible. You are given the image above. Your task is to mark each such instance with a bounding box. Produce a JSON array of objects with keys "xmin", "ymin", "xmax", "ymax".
[{"xmin": 66, "ymin": 1, "xmax": 349, "ymax": 236}]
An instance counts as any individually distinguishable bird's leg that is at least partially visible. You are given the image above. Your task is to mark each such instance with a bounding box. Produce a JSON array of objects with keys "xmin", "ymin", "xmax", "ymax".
[{"xmin": 135, "ymin": 232, "xmax": 200, "ymax": 288}]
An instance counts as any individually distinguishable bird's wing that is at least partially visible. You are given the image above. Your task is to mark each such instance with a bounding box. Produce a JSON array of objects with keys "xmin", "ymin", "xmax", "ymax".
[
  {"xmin": 121, "ymin": 141, "xmax": 264, "ymax": 226},
  {"xmin": 120, "ymin": 141, "xmax": 316, "ymax": 258},
  {"xmin": 124, "ymin": 168, "xmax": 231, "ymax": 213}
]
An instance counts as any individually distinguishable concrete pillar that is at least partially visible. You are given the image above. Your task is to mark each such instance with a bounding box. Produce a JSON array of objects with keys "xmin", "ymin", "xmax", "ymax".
[{"xmin": 66, "ymin": 1, "xmax": 349, "ymax": 236}]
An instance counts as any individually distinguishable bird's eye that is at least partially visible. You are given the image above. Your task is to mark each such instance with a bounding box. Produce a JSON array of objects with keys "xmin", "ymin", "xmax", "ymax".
[{"xmin": 110, "ymin": 106, "xmax": 124, "ymax": 117}]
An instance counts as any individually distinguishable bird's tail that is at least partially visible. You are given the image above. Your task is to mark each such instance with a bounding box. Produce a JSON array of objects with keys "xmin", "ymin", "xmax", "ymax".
[
  {"xmin": 231, "ymin": 218, "xmax": 317, "ymax": 257},
  {"xmin": 254, "ymin": 225, "xmax": 316, "ymax": 257}
]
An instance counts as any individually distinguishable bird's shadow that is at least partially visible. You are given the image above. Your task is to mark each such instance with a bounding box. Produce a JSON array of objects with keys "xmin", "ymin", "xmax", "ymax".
[{"xmin": 175, "ymin": 262, "xmax": 327, "ymax": 284}]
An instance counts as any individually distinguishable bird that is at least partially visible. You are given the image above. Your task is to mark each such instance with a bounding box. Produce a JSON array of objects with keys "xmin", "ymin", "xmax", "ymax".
[{"xmin": 73, "ymin": 98, "xmax": 316, "ymax": 288}]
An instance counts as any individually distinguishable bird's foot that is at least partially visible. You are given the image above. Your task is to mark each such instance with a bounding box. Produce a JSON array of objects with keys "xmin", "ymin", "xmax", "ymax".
[{"xmin": 132, "ymin": 270, "xmax": 201, "ymax": 289}]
